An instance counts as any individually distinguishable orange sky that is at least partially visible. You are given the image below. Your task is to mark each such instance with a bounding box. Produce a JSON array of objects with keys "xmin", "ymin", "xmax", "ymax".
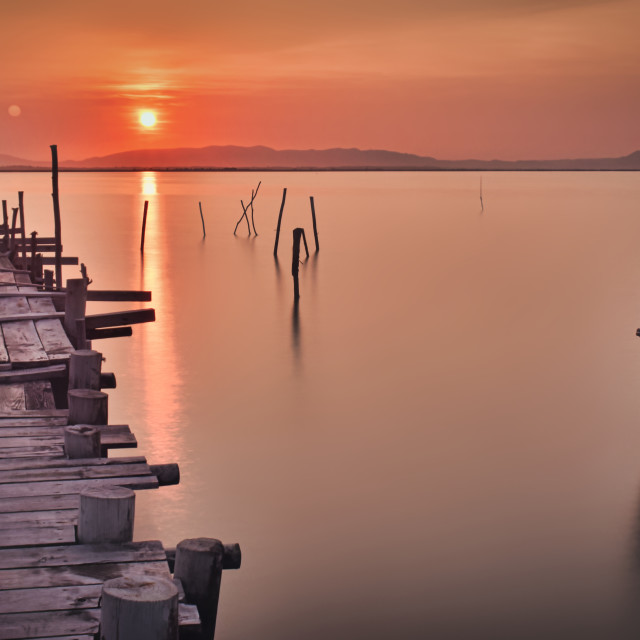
[{"xmin": 2, "ymin": 0, "xmax": 639, "ymax": 161}]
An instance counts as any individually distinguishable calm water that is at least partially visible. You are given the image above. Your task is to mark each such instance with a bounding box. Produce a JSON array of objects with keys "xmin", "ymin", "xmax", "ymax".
[{"xmin": 1, "ymin": 170, "xmax": 640, "ymax": 639}]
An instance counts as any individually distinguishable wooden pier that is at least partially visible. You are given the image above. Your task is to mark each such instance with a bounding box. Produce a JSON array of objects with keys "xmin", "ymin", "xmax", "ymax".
[{"xmin": 0, "ymin": 204, "xmax": 240, "ymax": 638}]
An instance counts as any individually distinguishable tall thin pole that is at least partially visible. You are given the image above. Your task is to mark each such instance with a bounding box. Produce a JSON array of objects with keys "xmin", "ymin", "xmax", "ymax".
[
  {"xmin": 273, "ymin": 188, "xmax": 287, "ymax": 257},
  {"xmin": 1, "ymin": 201, "xmax": 8, "ymax": 251},
  {"xmin": 140, "ymin": 200, "xmax": 149, "ymax": 252},
  {"xmin": 18, "ymin": 191, "xmax": 26, "ymax": 268},
  {"xmin": 309, "ymin": 196, "xmax": 319, "ymax": 252},
  {"xmin": 292, "ymin": 228, "xmax": 302, "ymax": 301},
  {"xmin": 50, "ymin": 145, "xmax": 63, "ymax": 288}
]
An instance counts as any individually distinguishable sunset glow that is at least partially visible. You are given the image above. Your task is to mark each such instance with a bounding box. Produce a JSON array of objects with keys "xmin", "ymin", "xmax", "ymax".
[
  {"xmin": 140, "ymin": 111, "xmax": 156, "ymax": 128},
  {"xmin": 2, "ymin": 0, "xmax": 639, "ymax": 161}
]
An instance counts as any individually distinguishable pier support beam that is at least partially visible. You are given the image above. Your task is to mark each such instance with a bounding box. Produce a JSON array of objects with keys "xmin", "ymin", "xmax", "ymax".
[
  {"xmin": 78, "ymin": 485, "xmax": 135, "ymax": 544},
  {"xmin": 64, "ymin": 277, "xmax": 87, "ymax": 346},
  {"xmin": 68, "ymin": 388, "xmax": 108, "ymax": 425},
  {"xmin": 174, "ymin": 537, "xmax": 242, "ymax": 640},
  {"xmin": 69, "ymin": 349, "xmax": 102, "ymax": 390},
  {"xmin": 64, "ymin": 425, "xmax": 101, "ymax": 459},
  {"xmin": 100, "ymin": 575, "xmax": 179, "ymax": 640}
]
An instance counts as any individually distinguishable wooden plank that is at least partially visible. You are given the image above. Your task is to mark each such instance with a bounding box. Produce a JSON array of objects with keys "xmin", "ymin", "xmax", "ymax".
[
  {"xmin": 0, "ymin": 560, "xmax": 170, "ymax": 590},
  {"xmin": 0, "ymin": 609, "xmax": 99, "ymax": 640},
  {"xmin": 179, "ymin": 603, "xmax": 201, "ymax": 629},
  {"xmin": 0, "ymin": 364, "xmax": 67, "ymax": 383},
  {"xmin": 0, "ymin": 409, "xmax": 68, "ymax": 418},
  {"xmin": 0, "ymin": 509, "xmax": 77, "ymax": 529},
  {"xmin": 0, "ymin": 455, "xmax": 146, "ymax": 472},
  {"xmin": 0, "ymin": 326, "xmax": 9, "ymax": 364},
  {"xmin": 0, "ymin": 295, "xmax": 30, "ymax": 316},
  {"xmin": 0, "ymin": 416, "xmax": 68, "ymax": 426},
  {"xmin": 85, "ymin": 308, "xmax": 155, "ymax": 330},
  {"xmin": 0, "ymin": 584, "xmax": 102, "ymax": 613},
  {"xmin": 0, "ymin": 539, "xmax": 166, "ymax": 570},
  {"xmin": 0, "ymin": 290, "xmax": 64, "ymax": 298},
  {"xmin": 0, "ymin": 525, "xmax": 76, "ymax": 548},
  {"xmin": 0, "ymin": 423, "xmax": 130, "ymax": 438},
  {"xmin": 0, "ymin": 384, "xmax": 26, "ymax": 411},
  {"xmin": 24, "ymin": 381, "xmax": 56, "ymax": 409},
  {"xmin": 0, "ymin": 474, "xmax": 158, "ymax": 499},
  {"xmin": 41, "ymin": 256, "xmax": 79, "ymax": 265},
  {"xmin": 13, "ymin": 237, "xmax": 57, "ymax": 244},
  {"xmin": 86, "ymin": 326, "xmax": 133, "ymax": 340},
  {"xmin": 1, "ymin": 320, "xmax": 50, "ymax": 364},
  {"xmin": 0, "ymin": 445, "xmax": 65, "ymax": 459},
  {"xmin": 86, "ymin": 290, "xmax": 152, "ymax": 302},
  {"xmin": 0, "ymin": 493, "xmax": 79, "ymax": 513},
  {"xmin": 35, "ymin": 319, "xmax": 74, "ymax": 359},
  {"xmin": 0, "ymin": 311, "xmax": 64, "ymax": 322},
  {"xmin": 0, "ymin": 462, "xmax": 152, "ymax": 484}
]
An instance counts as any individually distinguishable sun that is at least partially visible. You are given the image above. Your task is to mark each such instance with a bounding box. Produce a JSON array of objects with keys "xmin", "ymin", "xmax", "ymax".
[{"xmin": 140, "ymin": 111, "xmax": 156, "ymax": 127}]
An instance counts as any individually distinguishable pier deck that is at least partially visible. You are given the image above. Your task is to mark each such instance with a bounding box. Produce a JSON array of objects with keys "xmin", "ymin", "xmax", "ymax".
[{"xmin": 0, "ymin": 255, "xmax": 201, "ymax": 638}]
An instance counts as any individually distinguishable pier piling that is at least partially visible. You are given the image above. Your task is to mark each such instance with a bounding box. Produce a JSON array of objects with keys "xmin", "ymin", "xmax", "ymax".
[
  {"xmin": 310, "ymin": 196, "xmax": 319, "ymax": 251},
  {"xmin": 64, "ymin": 424, "xmax": 101, "ymax": 458},
  {"xmin": 140, "ymin": 200, "xmax": 149, "ymax": 252},
  {"xmin": 273, "ymin": 188, "xmax": 287, "ymax": 256},
  {"xmin": 78, "ymin": 485, "xmax": 135, "ymax": 543},
  {"xmin": 68, "ymin": 388, "xmax": 108, "ymax": 425}
]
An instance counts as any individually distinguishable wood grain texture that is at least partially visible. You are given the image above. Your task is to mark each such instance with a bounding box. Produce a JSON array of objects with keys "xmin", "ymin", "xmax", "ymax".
[
  {"xmin": 0, "ymin": 525, "xmax": 76, "ymax": 548},
  {"xmin": 1, "ymin": 321, "xmax": 49, "ymax": 364}
]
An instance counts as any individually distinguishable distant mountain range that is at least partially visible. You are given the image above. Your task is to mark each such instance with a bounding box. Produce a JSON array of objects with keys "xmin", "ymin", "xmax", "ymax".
[{"xmin": 1, "ymin": 146, "xmax": 640, "ymax": 171}]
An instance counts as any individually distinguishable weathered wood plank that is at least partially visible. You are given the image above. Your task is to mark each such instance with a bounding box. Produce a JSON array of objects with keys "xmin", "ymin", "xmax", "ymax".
[
  {"xmin": 0, "ymin": 462, "xmax": 152, "ymax": 484},
  {"xmin": 0, "ymin": 426, "xmax": 136, "ymax": 449},
  {"xmin": 0, "ymin": 493, "xmax": 79, "ymax": 513},
  {"xmin": 0, "ymin": 290, "xmax": 65, "ymax": 298},
  {"xmin": 0, "ymin": 584, "xmax": 102, "ymax": 613},
  {"xmin": 0, "ymin": 384, "xmax": 26, "ymax": 411},
  {"xmin": 0, "ymin": 474, "xmax": 158, "ymax": 499},
  {"xmin": 0, "ymin": 445, "xmax": 65, "ymax": 458},
  {"xmin": 0, "ymin": 560, "xmax": 170, "ymax": 590},
  {"xmin": 0, "ymin": 525, "xmax": 76, "ymax": 548},
  {"xmin": 85, "ymin": 308, "xmax": 155, "ymax": 330},
  {"xmin": 179, "ymin": 603, "xmax": 202, "ymax": 629},
  {"xmin": 0, "ymin": 608, "xmax": 99, "ymax": 640},
  {"xmin": 0, "ymin": 409, "xmax": 68, "ymax": 418},
  {"xmin": 40, "ymin": 256, "xmax": 79, "ymax": 265},
  {"xmin": 0, "ymin": 295, "xmax": 30, "ymax": 316},
  {"xmin": 0, "ymin": 312, "xmax": 64, "ymax": 323},
  {"xmin": 0, "ymin": 364, "xmax": 67, "ymax": 383},
  {"xmin": 35, "ymin": 319, "xmax": 74, "ymax": 360},
  {"xmin": 24, "ymin": 380, "xmax": 56, "ymax": 409},
  {"xmin": 0, "ymin": 416, "xmax": 68, "ymax": 427},
  {"xmin": 0, "ymin": 539, "xmax": 166, "ymax": 569},
  {"xmin": 1, "ymin": 320, "xmax": 50, "ymax": 364},
  {"xmin": 86, "ymin": 290, "xmax": 152, "ymax": 302},
  {"xmin": 0, "ymin": 423, "xmax": 131, "ymax": 438},
  {"xmin": 0, "ymin": 455, "xmax": 146, "ymax": 472},
  {"xmin": 0, "ymin": 508, "xmax": 77, "ymax": 529},
  {"xmin": 0, "ymin": 326, "xmax": 9, "ymax": 365}
]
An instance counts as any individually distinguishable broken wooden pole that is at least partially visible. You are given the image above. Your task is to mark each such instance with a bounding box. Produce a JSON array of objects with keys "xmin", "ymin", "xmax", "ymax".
[
  {"xmin": 69, "ymin": 349, "xmax": 102, "ymax": 390},
  {"xmin": 50, "ymin": 144, "xmax": 63, "ymax": 288},
  {"xmin": 140, "ymin": 200, "xmax": 149, "ymax": 252},
  {"xmin": 64, "ymin": 425, "xmax": 101, "ymax": 459},
  {"xmin": 86, "ymin": 326, "xmax": 133, "ymax": 340},
  {"xmin": 44, "ymin": 270, "xmax": 54, "ymax": 291},
  {"xmin": 150, "ymin": 463, "xmax": 180, "ymax": 486},
  {"xmin": 250, "ymin": 181, "xmax": 261, "ymax": 235},
  {"xmin": 64, "ymin": 277, "xmax": 87, "ymax": 346},
  {"xmin": 301, "ymin": 228, "xmax": 309, "ymax": 258},
  {"xmin": 18, "ymin": 191, "xmax": 26, "ymax": 267},
  {"xmin": 174, "ymin": 538, "xmax": 241, "ymax": 640},
  {"xmin": 78, "ymin": 485, "xmax": 135, "ymax": 544},
  {"xmin": 100, "ymin": 372, "xmax": 117, "ymax": 389},
  {"xmin": 234, "ymin": 201, "xmax": 251, "ymax": 235},
  {"xmin": 292, "ymin": 228, "xmax": 303, "ymax": 301},
  {"xmin": 1, "ymin": 200, "xmax": 7, "ymax": 250},
  {"xmin": 310, "ymin": 196, "xmax": 320, "ymax": 251},
  {"xmin": 100, "ymin": 575, "xmax": 179, "ymax": 640},
  {"xmin": 85, "ymin": 308, "xmax": 155, "ymax": 330},
  {"xmin": 199, "ymin": 201, "xmax": 206, "ymax": 237},
  {"xmin": 85, "ymin": 289, "xmax": 152, "ymax": 302},
  {"xmin": 273, "ymin": 187, "xmax": 287, "ymax": 256},
  {"xmin": 68, "ymin": 388, "xmax": 108, "ymax": 425}
]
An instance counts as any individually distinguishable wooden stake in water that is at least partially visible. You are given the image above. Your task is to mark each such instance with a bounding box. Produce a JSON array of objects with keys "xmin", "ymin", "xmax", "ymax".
[
  {"xmin": 250, "ymin": 181, "xmax": 261, "ymax": 235},
  {"xmin": 480, "ymin": 176, "xmax": 484, "ymax": 211},
  {"xmin": 50, "ymin": 144, "xmax": 63, "ymax": 289},
  {"xmin": 273, "ymin": 188, "xmax": 287, "ymax": 256},
  {"xmin": 309, "ymin": 196, "xmax": 319, "ymax": 251},
  {"xmin": 292, "ymin": 228, "xmax": 303, "ymax": 300},
  {"xmin": 199, "ymin": 202, "xmax": 206, "ymax": 237},
  {"xmin": 140, "ymin": 200, "xmax": 149, "ymax": 252},
  {"xmin": 18, "ymin": 191, "xmax": 26, "ymax": 267}
]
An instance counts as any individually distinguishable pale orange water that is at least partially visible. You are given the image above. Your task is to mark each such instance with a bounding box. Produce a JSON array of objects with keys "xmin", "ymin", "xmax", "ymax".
[{"xmin": 2, "ymin": 170, "xmax": 640, "ymax": 639}]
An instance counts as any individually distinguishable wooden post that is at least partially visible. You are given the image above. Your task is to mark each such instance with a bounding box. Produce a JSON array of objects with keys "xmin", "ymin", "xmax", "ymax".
[
  {"xmin": 50, "ymin": 144, "xmax": 63, "ymax": 289},
  {"xmin": 29, "ymin": 231, "xmax": 37, "ymax": 278},
  {"xmin": 273, "ymin": 188, "xmax": 287, "ymax": 256},
  {"xmin": 173, "ymin": 538, "xmax": 225, "ymax": 640},
  {"xmin": 75, "ymin": 318, "xmax": 87, "ymax": 349},
  {"xmin": 1, "ymin": 201, "xmax": 7, "ymax": 250},
  {"xmin": 77, "ymin": 485, "xmax": 135, "ymax": 543},
  {"xmin": 68, "ymin": 388, "xmax": 108, "ymax": 425},
  {"xmin": 301, "ymin": 228, "xmax": 309, "ymax": 258},
  {"xmin": 100, "ymin": 576, "xmax": 179, "ymax": 640},
  {"xmin": 44, "ymin": 269, "xmax": 54, "ymax": 291},
  {"xmin": 69, "ymin": 349, "xmax": 102, "ymax": 390},
  {"xmin": 64, "ymin": 277, "xmax": 87, "ymax": 345},
  {"xmin": 310, "ymin": 196, "xmax": 320, "ymax": 251},
  {"xmin": 18, "ymin": 191, "xmax": 26, "ymax": 267},
  {"xmin": 64, "ymin": 425, "xmax": 101, "ymax": 459},
  {"xmin": 140, "ymin": 200, "xmax": 149, "ymax": 252},
  {"xmin": 10, "ymin": 208, "xmax": 18, "ymax": 256},
  {"xmin": 292, "ymin": 228, "xmax": 303, "ymax": 301},
  {"xmin": 199, "ymin": 201, "xmax": 206, "ymax": 237}
]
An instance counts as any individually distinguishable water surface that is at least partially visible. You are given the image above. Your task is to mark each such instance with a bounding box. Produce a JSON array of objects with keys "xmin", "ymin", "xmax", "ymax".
[{"xmin": 1, "ymin": 170, "xmax": 640, "ymax": 639}]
